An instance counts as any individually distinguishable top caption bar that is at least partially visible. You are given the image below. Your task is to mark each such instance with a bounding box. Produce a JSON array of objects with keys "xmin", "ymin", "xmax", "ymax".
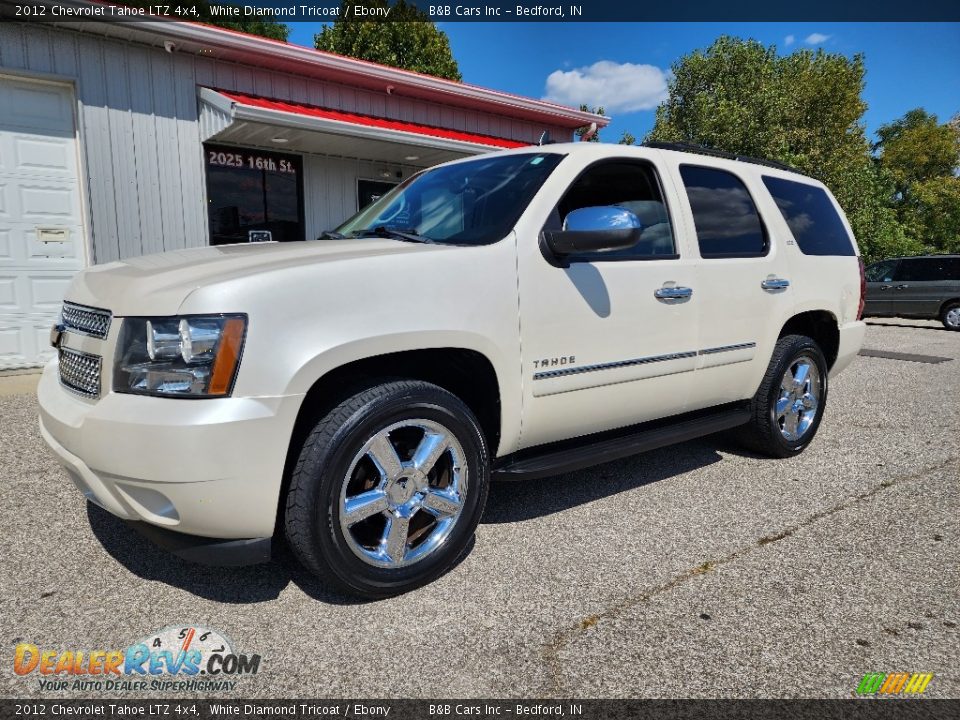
[{"xmin": 3, "ymin": 0, "xmax": 960, "ymax": 22}]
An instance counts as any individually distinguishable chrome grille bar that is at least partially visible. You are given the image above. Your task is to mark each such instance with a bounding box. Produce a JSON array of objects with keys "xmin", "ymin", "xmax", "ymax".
[
  {"xmin": 62, "ymin": 302, "xmax": 112, "ymax": 340},
  {"xmin": 58, "ymin": 347, "xmax": 102, "ymax": 399}
]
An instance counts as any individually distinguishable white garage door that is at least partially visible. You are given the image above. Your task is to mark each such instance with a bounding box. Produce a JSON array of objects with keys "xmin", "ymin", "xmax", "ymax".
[{"xmin": 0, "ymin": 76, "xmax": 86, "ymax": 369}]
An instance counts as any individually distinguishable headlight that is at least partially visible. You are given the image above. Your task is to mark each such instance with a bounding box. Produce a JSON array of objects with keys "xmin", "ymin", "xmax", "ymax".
[{"xmin": 113, "ymin": 315, "xmax": 246, "ymax": 397}]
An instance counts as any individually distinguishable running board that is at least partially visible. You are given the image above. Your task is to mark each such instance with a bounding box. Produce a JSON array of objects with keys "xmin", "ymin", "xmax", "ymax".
[{"xmin": 493, "ymin": 404, "xmax": 751, "ymax": 481}]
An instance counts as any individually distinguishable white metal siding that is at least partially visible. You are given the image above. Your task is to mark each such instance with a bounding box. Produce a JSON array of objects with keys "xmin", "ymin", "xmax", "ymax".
[{"xmin": 0, "ymin": 22, "xmax": 573, "ymax": 266}]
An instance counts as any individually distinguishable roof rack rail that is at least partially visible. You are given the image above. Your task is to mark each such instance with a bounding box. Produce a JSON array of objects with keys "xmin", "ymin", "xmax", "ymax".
[{"xmin": 642, "ymin": 141, "xmax": 802, "ymax": 174}]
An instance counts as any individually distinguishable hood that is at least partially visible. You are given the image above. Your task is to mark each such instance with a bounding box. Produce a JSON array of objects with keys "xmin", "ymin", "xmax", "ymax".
[{"xmin": 66, "ymin": 239, "xmax": 444, "ymax": 316}]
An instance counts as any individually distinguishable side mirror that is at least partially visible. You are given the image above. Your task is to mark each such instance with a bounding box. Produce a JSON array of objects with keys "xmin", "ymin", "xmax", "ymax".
[{"xmin": 542, "ymin": 206, "xmax": 643, "ymax": 262}]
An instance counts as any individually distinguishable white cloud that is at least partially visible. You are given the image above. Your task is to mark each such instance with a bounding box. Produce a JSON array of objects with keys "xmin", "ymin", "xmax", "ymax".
[
  {"xmin": 542, "ymin": 60, "xmax": 669, "ymax": 114},
  {"xmin": 784, "ymin": 35, "xmax": 795, "ymax": 46},
  {"xmin": 804, "ymin": 33, "xmax": 831, "ymax": 45}
]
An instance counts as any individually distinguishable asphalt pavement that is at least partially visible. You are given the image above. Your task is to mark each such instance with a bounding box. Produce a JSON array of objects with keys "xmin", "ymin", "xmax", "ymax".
[{"xmin": 1, "ymin": 318, "xmax": 957, "ymax": 699}]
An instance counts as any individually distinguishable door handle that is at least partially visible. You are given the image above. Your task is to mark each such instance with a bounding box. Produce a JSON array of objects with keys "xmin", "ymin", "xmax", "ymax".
[
  {"xmin": 895, "ymin": 284, "xmax": 909, "ymax": 290},
  {"xmin": 880, "ymin": 285, "xmax": 892, "ymax": 290},
  {"xmin": 761, "ymin": 277, "xmax": 790, "ymax": 291},
  {"xmin": 654, "ymin": 286, "xmax": 693, "ymax": 301}
]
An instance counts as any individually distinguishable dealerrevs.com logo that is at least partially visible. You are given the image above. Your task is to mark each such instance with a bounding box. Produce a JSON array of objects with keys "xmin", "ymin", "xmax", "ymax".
[{"xmin": 13, "ymin": 626, "xmax": 261, "ymax": 693}]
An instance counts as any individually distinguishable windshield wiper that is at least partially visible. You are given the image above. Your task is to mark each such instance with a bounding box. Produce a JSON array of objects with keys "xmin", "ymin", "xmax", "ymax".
[
  {"xmin": 359, "ymin": 226, "xmax": 434, "ymax": 244},
  {"xmin": 316, "ymin": 230, "xmax": 346, "ymax": 240}
]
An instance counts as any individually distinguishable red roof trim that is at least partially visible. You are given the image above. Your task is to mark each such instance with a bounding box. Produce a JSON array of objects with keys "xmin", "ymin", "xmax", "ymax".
[{"xmin": 215, "ymin": 89, "xmax": 529, "ymax": 149}]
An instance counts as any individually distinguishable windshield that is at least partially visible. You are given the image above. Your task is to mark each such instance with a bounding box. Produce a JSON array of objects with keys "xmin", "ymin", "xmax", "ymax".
[{"xmin": 336, "ymin": 152, "xmax": 565, "ymax": 245}]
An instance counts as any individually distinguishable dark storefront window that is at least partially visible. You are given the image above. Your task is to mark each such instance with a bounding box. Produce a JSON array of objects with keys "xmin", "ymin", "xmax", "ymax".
[
  {"xmin": 205, "ymin": 144, "xmax": 304, "ymax": 245},
  {"xmin": 358, "ymin": 179, "xmax": 399, "ymax": 210}
]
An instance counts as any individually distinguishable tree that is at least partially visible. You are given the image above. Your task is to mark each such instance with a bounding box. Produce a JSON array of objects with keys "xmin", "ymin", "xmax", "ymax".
[
  {"xmin": 874, "ymin": 109, "xmax": 960, "ymax": 252},
  {"xmin": 618, "ymin": 131, "xmax": 637, "ymax": 146},
  {"xmin": 575, "ymin": 105, "xmax": 604, "ymax": 142},
  {"xmin": 875, "ymin": 109, "xmax": 960, "ymax": 194},
  {"xmin": 904, "ymin": 177, "xmax": 960, "ymax": 253},
  {"xmin": 647, "ymin": 36, "xmax": 906, "ymax": 262},
  {"xmin": 315, "ymin": 1, "xmax": 461, "ymax": 81}
]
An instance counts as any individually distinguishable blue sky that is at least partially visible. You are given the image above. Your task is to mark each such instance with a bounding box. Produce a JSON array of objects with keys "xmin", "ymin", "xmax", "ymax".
[{"xmin": 287, "ymin": 22, "xmax": 960, "ymax": 143}]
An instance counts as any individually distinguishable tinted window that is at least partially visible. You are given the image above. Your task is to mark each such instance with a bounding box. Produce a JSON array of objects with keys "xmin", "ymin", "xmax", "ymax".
[
  {"xmin": 554, "ymin": 161, "xmax": 676, "ymax": 259},
  {"xmin": 337, "ymin": 153, "xmax": 564, "ymax": 246},
  {"xmin": 761, "ymin": 176, "xmax": 855, "ymax": 256},
  {"xmin": 865, "ymin": 260, "xmax": 897, "ymax": 282},
  {"xmin": 680, "ymin": 166, "xmax": 766, "ymax": 257},
  {"xmin": 895, "ymin": 257, "xmax": 960, "ymax": 282}
]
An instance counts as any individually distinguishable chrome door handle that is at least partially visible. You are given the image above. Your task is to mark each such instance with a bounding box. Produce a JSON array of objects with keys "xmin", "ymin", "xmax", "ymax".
[
  {"xmin": 895, "ymin": 284, "xmax": 909, "ymax": 290},
  {"xmin": 761, "ymin": 278, "xmax": 790, "ymax": 291},
  {"xmin": 880, "ymin": 285, "xmax": 892, "ymax": 290},
  {"xmin": 654, "ymin": 286, "xmax": 693, "ymax": 300}
]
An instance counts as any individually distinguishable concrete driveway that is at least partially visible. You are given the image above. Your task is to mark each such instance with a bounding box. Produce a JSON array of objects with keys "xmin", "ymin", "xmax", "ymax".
[{"xmin": 2, "ymin": 319, "xmax": 957, "ymax": 699}]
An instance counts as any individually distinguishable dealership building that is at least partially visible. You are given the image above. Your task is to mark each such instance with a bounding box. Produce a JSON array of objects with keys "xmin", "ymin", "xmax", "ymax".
[{"xmin": 0, "ymin": 9, "xmax": 604, "ymax": 368}]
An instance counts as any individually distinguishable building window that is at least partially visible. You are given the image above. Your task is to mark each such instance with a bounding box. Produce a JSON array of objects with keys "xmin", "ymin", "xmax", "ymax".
[
  {"xmin": 358, "ymin": 179, "xmax": 399, "ymax": 210},
  {"xmin": 205, "ymin": 144, "xmax": 304, "ymax": 245}
]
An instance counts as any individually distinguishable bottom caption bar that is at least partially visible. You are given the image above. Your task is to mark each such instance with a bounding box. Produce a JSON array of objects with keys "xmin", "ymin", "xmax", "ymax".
[{"xmin": 2, "ymin": 700, "xmax": 959, "ymax": 720}]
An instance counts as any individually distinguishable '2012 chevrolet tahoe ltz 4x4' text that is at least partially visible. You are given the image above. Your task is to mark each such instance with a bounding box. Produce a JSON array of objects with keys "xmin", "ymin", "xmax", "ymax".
[{"xmin": 39, "ymin": 142, "xmax": 866, "ymax": 597}]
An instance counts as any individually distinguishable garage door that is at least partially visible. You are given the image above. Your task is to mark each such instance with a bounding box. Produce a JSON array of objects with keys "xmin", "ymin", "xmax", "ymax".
[{"xmin": 0, "ymin": 76, "xmax": 85, "ymax": 369}]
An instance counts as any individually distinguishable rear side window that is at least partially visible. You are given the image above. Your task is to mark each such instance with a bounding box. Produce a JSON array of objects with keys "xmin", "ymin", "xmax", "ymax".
[
  {"xmin": 679, "ymin": 166, "xmax": 767, "ymax": 258},
  {"xmin": 762, "ymin": 176, "xmax": 855, "ymax": 256},
  {"xmin": 895, "ymin": 257, "xmax": 960, "ymax": 282}
]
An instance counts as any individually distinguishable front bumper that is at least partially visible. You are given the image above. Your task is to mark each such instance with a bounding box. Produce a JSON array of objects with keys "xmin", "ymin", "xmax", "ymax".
[{"xmin": 38, "ymin": 361, "xmax": 304, "ymax": 546}]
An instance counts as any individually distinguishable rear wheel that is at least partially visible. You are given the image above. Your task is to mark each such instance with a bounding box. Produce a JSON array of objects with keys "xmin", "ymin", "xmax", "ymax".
[
  {"xmin": 284, "ymin": 380, "xmax": 489, "ymax": 598},
  {"xmin": 942, "ymin": 302, "xmax": 960, "ymax": 331},
  {"xmin": 736, "ymin": 335, "xmax": 828, "ymax": 458}
]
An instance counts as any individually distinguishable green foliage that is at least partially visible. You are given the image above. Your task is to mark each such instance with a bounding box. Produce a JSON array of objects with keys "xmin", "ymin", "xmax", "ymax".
[
  {"xmin": 618, "ymin": 131, "xmax": 637, "ymax": 146},
  {"xmin": 899, "ymin": 176, "xmax": 960, "ymax": 254},
  {"xmin": 875, "ymin": 108, "xmax": 960, "ymax": 193},
  {"xmin": 119, "ymin": 2, "xmax": 289, "ymax": 40},
  {"xmin": 646, "ymin": 36, "xmax": 905, "ymax": 262},
  {"xmin": 576, "ymin": 105, "xmax": 604, "ymax": 142},
  {"xmin": 874, "ymin": 109, "xmax": 960, "ymax": 253},
  {"xmin": 315, "ymin": 1, "xmax": 461, "ymax": 81}
]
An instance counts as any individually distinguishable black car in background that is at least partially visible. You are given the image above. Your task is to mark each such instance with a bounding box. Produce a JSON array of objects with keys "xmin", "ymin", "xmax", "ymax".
[{"xmin": 863, "ymin": 254, "xmax": 960, "ymax": 330}]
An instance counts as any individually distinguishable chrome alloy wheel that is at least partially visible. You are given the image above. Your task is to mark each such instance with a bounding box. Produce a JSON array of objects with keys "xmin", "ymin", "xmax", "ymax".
[
  {"xmin": 776, "ymin": 356, "xmax": 822, "ymax": 442},
  {"xmin": 946, "ymin": 306, "xmax": 960, "ymax": 329},
  {"xmin": 338, "ymin": 419, "xmax": 468, "ymax": 569}
]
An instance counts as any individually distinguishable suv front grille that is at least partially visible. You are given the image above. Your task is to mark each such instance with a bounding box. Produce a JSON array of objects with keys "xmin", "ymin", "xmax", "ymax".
[
  {"xmin": 59, "ymin": 347, "xmax": 102, "ymax": 399},
  {"xmin": 62, "ymin": 301, "xmax": 112, "ymax": 340}
]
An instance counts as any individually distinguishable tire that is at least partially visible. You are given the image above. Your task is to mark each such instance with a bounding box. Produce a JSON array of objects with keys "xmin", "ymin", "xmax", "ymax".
[
  {"xmin": 735, "ymin": 334, "xmax": 829, "ymax": 458},
  {"xmin": 284, "ymin": 380, "xmax": 489, "ymax": 599},
  {"xmin": 942, "ymin": 302, "xmax": 960, "ymax": 331}
]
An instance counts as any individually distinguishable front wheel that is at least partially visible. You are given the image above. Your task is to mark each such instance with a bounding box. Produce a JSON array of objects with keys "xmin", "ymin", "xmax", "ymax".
[
  {"xmin": 284, "ymin": 380, "xmax": 490, "ymax": 598},
  {"xmin": 736, "ymin": 334, "xmax": 829, "ymax": 458}
]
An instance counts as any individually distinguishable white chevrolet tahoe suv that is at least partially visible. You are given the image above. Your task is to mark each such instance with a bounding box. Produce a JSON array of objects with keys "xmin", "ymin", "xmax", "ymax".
[{"xmin": 39, "ymin": 142, "xmax": 867, "ymax": 598}]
